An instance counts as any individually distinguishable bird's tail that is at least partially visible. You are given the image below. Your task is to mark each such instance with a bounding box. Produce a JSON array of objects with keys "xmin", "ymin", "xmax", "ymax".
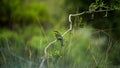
[{"xmin": 60, "ymin": 40, "xmax": 64, "ymax": 46}]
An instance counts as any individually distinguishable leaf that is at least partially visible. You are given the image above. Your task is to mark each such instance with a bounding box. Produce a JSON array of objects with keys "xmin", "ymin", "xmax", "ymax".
[
  {"xmin": 104, "ymin": 11, "xmax": 108, "ymax": 17},
  {"xmin": 95, "ymin": 0, "xmax": 99, "ymax": 4}
]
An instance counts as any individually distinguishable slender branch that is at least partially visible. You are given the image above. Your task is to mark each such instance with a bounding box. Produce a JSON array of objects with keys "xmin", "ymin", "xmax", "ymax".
[
  {"xmin": 69, "ymin": 9, "xmax": 115, "ymax": 18},
  {"xmin": 39, "ymin": 40, "xmax": 56, "ymax": 68},
  {"xmin": 94, "ymin": 29, "xmax": 112, "ymax": 62}
]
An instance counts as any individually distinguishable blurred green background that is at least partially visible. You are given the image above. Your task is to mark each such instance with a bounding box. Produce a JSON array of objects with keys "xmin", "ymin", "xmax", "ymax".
[{"xmin": 0, "ymin": 0, "xmax": 120, "ymax": 68}]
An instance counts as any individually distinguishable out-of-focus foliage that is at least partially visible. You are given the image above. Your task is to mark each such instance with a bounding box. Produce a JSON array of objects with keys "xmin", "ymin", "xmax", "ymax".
[{"xmin": 0, "ymin": 0, "xmax": 50, "ymax": 29}]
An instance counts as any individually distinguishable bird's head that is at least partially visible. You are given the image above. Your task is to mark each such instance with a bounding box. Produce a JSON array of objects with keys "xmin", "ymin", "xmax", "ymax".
[{"xmin": 54, "ymin": 31, "xmax": 60, "ymax": 35}]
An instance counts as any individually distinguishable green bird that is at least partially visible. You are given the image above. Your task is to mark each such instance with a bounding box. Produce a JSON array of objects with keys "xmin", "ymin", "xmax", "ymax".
[
  {"xmin": 89, "ymin": 3, "xmax": 97, "ymax": 19},
  {"xmin": 54, "ymin": 31, "xmax": 64, "ymax": 46}
]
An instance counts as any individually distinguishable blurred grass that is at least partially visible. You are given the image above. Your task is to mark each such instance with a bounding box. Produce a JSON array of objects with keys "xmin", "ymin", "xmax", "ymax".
[{"xmin": 0, "ymin": 25, "xmax": 109, "ymax": 68}]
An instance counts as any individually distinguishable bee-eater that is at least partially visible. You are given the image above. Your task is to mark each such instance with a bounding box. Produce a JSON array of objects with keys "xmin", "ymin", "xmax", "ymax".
[{"xmin": 54, "ymin": 31, "xmax": 64, "ymax": 46}]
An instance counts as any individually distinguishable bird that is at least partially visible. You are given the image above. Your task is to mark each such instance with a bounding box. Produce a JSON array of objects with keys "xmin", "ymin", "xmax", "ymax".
[{"xmin": 54, "ymin": 31, "xmax": 64, "ymax": 46}]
